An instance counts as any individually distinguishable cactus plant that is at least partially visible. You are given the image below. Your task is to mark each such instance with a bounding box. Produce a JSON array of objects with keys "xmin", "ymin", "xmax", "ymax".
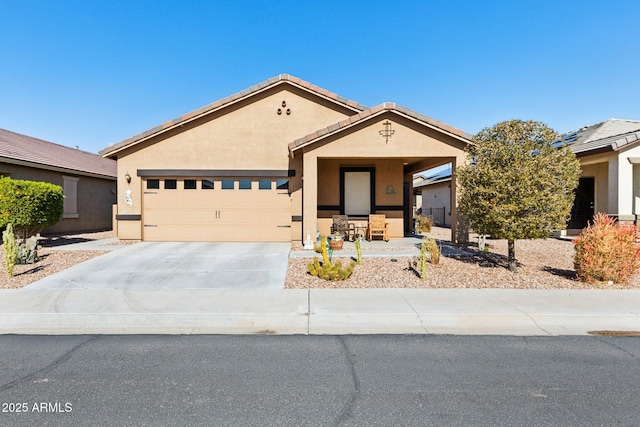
[
  {"xmin": 307, "ymin": 234, "xmax": 356, "ymax": 281},
  {"xmin": 419, "ymin": 238, "xmax": 428, "ymax": 281},
  {"xmin": 17, "ymin": 236, "xmax": 40, "ymax": 264},
  {"xmin": 2, "ymin": 224, "xmax": 18, "ymax": 277},
  {"xmin": 355, "ymin": 237, "xmax": 362, "ymax": 265}
]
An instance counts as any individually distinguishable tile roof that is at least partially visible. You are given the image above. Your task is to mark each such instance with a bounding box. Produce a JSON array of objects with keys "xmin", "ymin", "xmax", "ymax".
[
  {"xmin": 559, "ymin": 119, "xmax": 640, "ymax": 155},
  {"xmin": 0, "ymin": 128, "xmax": 116, "ymax": 179},
  {"xmin": 288, "ymin": 102, "xmax": 473, "ymax": 152},
  {"xmin": 100, "ymin": 74, "xmax": 368, "ymax": 158}
]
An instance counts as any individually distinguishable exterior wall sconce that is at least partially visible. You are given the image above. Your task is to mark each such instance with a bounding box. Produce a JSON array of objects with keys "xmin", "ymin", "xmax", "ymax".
[{"xmin": 125, "ymin": 172, "xmax": 131, "ymax": 184}]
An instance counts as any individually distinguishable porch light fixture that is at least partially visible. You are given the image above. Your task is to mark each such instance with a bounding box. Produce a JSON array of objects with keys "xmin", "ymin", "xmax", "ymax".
[
  {"xmin": 379, "ymin": 120, "xmax": 395, "ymax": 143},
  {"xmin": 125, "ymin": 172, "xmax": 131, "ymax": 184}
]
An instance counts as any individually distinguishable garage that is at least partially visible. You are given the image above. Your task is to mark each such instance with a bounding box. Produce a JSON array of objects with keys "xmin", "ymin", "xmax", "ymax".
[{"xmin": 142, "ymin": 176, "xmax": 291, "ymax": 242}]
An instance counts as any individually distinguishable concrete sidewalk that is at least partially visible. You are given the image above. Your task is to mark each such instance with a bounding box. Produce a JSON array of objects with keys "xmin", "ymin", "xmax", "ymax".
[{"xmin": 1, "ymin": 287, "xmax": 640, "ymax": 335}]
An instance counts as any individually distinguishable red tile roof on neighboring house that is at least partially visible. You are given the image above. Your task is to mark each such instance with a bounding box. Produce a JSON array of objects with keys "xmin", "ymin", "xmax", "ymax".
[
  {"xmin": 0, "ymin": 128, "xmax": 116, "ymax": 179},
  {"xmin": 100, "ymin": 74, "xmax": 368, "ymax": 158},
  {"xmin": 288, "ymin": 102, "xmax": 473, "ymax": 152}
]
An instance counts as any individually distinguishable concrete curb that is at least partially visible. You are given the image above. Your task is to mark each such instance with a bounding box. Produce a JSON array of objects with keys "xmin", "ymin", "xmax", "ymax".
[{"xmin": 2, "ymin": 288, "xmax": 640, "ymax": 336}]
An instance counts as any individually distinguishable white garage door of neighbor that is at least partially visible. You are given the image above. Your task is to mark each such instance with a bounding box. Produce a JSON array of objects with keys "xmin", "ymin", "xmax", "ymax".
[{"xmin": 142, "ymin": 177, "xmax": 292, "ymax": 242}]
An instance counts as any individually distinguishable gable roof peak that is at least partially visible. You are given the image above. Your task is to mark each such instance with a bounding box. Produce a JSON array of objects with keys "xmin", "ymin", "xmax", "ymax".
[
  {"xmin": 101, "ymin": 74, "xmax": 367, "ymax": 158},
  {"xmin": 289, "ymin": 102, "xmax": 473, "ymax": 152}
]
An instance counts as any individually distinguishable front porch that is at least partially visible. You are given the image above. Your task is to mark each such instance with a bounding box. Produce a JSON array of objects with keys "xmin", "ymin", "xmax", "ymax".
[{"xmin": 312, "ymin": 157, "xmax": 461, "ymax": 241}]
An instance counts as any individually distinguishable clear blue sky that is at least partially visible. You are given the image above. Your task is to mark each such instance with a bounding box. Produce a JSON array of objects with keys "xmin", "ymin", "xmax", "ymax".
[{"xmin": 1, "ymin": 0, "xmax": 639, "ymax": 154}]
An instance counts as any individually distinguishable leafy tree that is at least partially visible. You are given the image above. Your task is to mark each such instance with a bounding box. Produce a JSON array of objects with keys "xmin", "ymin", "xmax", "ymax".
[
  {"xmin": 456, "ymin": 120, "xmax": 581, "ymax": 272},
  {"xmin": 0, "ymin": 177, "xmax": 64, "ymax": 240}
]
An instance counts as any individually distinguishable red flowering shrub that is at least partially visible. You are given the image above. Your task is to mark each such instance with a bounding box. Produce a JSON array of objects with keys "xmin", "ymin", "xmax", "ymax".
[{"xmin": 573, "ymin": 213, "xmax": 640, "ymax": 284}]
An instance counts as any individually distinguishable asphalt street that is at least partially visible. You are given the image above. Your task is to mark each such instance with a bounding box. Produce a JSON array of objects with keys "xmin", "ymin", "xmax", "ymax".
[{"xmin": 1, "ymin": 335, "xmax": 639, "ymax": 426}]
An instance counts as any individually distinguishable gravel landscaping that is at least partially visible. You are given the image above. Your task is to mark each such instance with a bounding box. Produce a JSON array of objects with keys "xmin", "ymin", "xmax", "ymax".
[
  {"xmin": 285, "ymin": 227, "xmax": 640, "ymax": 290},
  {"xmin": 2, "ymin": 227, "xmax": 639, "ymax": 290},
  {"xmin": 0, "ymin": 231, "xmax": 119, "ymax": 289}
]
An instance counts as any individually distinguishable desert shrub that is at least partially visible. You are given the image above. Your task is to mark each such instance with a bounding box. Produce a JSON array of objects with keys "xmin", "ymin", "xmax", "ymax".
[
  {"xmin": 424, "ymin": 236, "xmax": 441, "ymax": 265},
  {"xmin": 573, "ymin": 213, "xmax": 640, "ymax": 284},
  {"xmin": 415, "ymin": 214, "xmax": 433, "ymax": 234}
]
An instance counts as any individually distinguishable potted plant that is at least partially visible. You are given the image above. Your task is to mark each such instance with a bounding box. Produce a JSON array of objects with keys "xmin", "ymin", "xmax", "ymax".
[{"xmin": 330, "ymin": 232, "xmax": 344, "ymax": 250}]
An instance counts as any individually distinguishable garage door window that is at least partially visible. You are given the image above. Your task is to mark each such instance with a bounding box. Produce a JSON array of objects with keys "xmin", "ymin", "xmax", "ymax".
[
  {"xmin": 147, "ymin": 179, "xmax": 160, "ymax": 189},
  {"xmin": 221, "ymin": 179, "xmax": 234, "ymax": 190},
  {"xmin": 165, "ymin": 179, "xmax": 177, "ymax": 190},
  {"xmin": 259, "ymin": 179, "xmax": 271, "ymax": 190},
  {"xmin": 184, "ymin": 179, "xmax": 197, "ymax": 190},
  {"xmin": 202, "ymin": 179, "xmax": 214, "ymax": 190},
  {"xmin": 239, "ymin": 179, "xmax": 251, "ymax": 190},
  {"xmin": 276, "ymin": 179, "xmax": 289, "ymax": 190}
]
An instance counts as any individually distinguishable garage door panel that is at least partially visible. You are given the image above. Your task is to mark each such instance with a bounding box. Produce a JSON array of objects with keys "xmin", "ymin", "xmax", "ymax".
[{"xmin": 143, "ymin": 178, "xmax": 291, "ymax": 242}]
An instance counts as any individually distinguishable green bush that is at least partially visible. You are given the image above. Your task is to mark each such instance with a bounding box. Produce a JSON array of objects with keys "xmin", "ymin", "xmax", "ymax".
[
  {"xmin": 0, "ymin": 177, "xmax": 64, "ymax": 239},
  {"xmin": 573, "ymin": 213, "xmax": 640, "ymax": 284}
]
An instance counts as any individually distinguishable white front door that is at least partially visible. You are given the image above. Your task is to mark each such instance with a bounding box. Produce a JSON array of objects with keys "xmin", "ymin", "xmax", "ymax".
[{"xmin": 344, "ymin": 171, "xmax": 370, "ymax": 216}]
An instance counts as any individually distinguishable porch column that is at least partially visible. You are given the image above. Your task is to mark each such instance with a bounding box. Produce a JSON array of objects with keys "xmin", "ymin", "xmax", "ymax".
[
  {"xmin": 617, "ymin": 153, "xmax": 634, "ymax": 217},
  {"xmin": 451, "ymin": 155, "xmax": 469, "ymax": 246},
  {"xmin": 608, "ymin": 156, "xmax": 619, "ymax": 216},
  {"xmin": 302, "ymin": 152, "xmax": 318, "ymax": 242}
]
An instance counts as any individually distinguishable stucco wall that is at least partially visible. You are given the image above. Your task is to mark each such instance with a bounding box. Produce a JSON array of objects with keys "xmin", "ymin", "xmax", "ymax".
[
  {"xmin": 579, "ymin": 162, "xmax": 608, "ymax": 214},
  {"xmin": 111, "ymin": 85, "xmax": 355, "ymax": 239},
  {"xmin": 618, "ymin": 144, "xmax": 640, "ymax": 217},
  {"xmin": 0, "ymin": 162, "xmax": 116, "ymax": 234}
]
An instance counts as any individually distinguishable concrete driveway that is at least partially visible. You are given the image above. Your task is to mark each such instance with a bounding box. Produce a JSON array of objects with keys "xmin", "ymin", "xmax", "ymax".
[{"xmin": 27, "ymin": 242, "xmax": 291, "ymax": 290}]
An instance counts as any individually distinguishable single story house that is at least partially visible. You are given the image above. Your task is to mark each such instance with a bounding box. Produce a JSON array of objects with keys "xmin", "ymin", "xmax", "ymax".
[
  {"xmin": 414, "ymin": 166, "xmax": 452, "ymax": 227},
  {"xmin": 560, "ymin": 118, "xmax": 640, "ymax": 232},
  {"xmin": 0, "ymin": 128, "xmax": 117, "ymax": 234},
  {"xmin": 100, "ymin": 74, "xmax": 472, "ymax": 243}
]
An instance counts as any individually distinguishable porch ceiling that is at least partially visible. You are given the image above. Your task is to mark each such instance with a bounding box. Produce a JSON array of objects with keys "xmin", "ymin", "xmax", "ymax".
[{"xmin": 403, "ymin": 157, "xmax": 455, "ymax": 175}]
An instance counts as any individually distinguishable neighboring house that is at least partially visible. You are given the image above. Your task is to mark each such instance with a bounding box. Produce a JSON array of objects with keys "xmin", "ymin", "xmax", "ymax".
[
  {"xmin": 0, "ymin": 128, "xmax": 117, "ymax": 234},
  {"xmin": 100, "ymin": 74, "xmax": 471, "ymax": 243},
  {"xmin": 412, "ymin": 174, "xmax": 426, "ymax": 216},
  {"xmin": 559, "ymin": 119, "xmax": 640, "ymax": 233},
  {"xmin": 414, "ymin": 166, "xmax": 452, "ymax": 226}
]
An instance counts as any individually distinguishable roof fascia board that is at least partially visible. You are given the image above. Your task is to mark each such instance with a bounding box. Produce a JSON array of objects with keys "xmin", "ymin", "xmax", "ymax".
[
  {"xmin": 289, "ymin": 107, "xmax": 471, "ymax": 153},
  {"xmin": 0, "ymin": 157, "xmax": 116, "ymax": 180}
]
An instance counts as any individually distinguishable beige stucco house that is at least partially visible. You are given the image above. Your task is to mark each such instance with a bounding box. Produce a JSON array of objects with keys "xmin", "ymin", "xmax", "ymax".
[
  {"xmin": 561, "ymin": 119, "xmax": 640, "ymax": 233},
  {"xmin": 100, "ymin": 75, "xmax": 471, "ymax": 243},
  {"xmin": 0, "ymin": 128, "xmax": 116, "ymax": 234}
]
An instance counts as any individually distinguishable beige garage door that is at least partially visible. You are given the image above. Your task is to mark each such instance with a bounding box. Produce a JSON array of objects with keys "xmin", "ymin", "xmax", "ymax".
[{"xmin": 142, "ymin": 177, "xmax": 291, "ymax": 242}]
